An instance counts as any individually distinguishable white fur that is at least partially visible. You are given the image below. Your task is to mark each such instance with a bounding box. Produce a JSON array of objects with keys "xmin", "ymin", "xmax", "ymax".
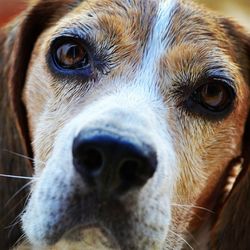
[{"xmin": 22, "ymin": 0, "xmax": 181, "ymax": 249}]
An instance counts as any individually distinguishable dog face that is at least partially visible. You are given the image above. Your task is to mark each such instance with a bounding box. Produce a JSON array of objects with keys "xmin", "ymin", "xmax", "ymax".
[{"xmin": 2, "ymin": 0, "xmax": 249, "ymax": 249}]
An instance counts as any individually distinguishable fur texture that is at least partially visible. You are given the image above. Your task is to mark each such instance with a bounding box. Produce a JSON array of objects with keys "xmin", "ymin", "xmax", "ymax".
[{"xmin": 0, "ymin": 0, "xmax": 249, "ymax": 249}]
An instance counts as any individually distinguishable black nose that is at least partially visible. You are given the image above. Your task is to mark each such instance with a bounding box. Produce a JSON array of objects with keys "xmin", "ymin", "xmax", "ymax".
[{"xmin": 72, "ymin": 130, "xmax": 157, "ymax": 198}]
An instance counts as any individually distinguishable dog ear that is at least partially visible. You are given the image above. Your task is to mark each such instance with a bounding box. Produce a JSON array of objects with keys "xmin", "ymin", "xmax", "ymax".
[
  {"xmin": 211, "ymin": 19, "xmax": 250, "ymax": 249},
  {"xmin": 0, "ymin": 1, "xmax": 82, "ymax": 248},
  {"xmin": 0, "ymin": 20, "xmax": 33, "ymax": 250}
]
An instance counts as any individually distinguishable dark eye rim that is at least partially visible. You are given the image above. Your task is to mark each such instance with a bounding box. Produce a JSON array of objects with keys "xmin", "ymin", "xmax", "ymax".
[
  {"xmin": 186, "ymin": 78, "xmax": 236, "ymax": 119},
  {"xmin": 47, "ymin": 36, "xmax": 95, "ymax": 79},
  {"xmin": 54, "ymin": 40, "xmax": 89, "ymax": 70}
]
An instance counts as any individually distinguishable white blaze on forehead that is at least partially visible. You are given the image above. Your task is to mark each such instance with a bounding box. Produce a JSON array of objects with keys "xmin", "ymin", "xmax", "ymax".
[
  {"xmin": 139, "ymin": 0, "xmax": 177, "ymax": 84},
  {"xmin": 113, "ymin": 0, "xmax": 179, "ymax": 112}
]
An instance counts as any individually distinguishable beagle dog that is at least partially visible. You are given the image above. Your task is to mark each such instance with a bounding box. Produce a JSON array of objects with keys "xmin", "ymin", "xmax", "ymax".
[{"xmin": 0, "ymin": 0, "xmax": 249, "ymax": 249}]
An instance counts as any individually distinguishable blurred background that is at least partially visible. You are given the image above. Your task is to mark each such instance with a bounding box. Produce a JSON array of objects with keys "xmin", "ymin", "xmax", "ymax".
[
  {"xmin": 199, "ymin": 0, "xmax": 250, "ymax": 29},
  {"xmin": 0, "ymin": 0, "xmax": 26, "ymax": 27},
  {"xmin": 0, "ymin": 0, "xmax": 249, "ymax": 28}
]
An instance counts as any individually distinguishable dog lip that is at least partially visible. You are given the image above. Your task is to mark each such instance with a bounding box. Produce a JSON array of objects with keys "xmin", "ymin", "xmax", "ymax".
[
  {"xmin": 39, "ymin": 194, "xmax": 131, "ymax": 246},
  {"xmin": 64, "ymin": 224, "xmax": 118, "ymax": 248},
  {"xmin": 42, "ymin": 224, "xmax": 117, "ymax": 248},
  {"xmin": 40, "ymin": 219, "xmax": 114, "ymax": 246}
]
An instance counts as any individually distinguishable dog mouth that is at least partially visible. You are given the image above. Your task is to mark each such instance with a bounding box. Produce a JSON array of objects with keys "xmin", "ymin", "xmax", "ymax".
[
  {"xmin": 23, "ymin": 166, "xmax": 170, "ymax": 250},
  {"xmin": 64, "ymin": 225, "xmax": 118, "ymax": 249},
  {"xmin": 42, "ymin": 193, "xmax": 135, "ymax": 248}
]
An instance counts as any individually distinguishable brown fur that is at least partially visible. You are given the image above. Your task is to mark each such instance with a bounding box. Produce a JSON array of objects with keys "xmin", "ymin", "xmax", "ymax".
[
  {"xmin": 0, "ymin": 1, "xmax": 82, "ymax": 248},
  {"xmin": 211, "ymin": 20, "xmax": 250, "ymax": 249},
  {"xmin": 0, "ymin": 21, "xmax": 31, "ymax": 250},
  {"xmin": 0, "ymin": 0, "xmax": 250, "ymax": 249}
]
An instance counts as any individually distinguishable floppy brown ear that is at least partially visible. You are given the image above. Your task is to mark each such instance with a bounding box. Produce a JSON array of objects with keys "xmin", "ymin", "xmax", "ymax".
[
  {"xmin": 211, "ymin": 19, "xmax": 250, "ymax": 249},
  {"xmin": 0, "ymin": 1, "xmax": 82, "ymax": 248},
  {"xmin": 0, "ymin": 19, "xmax": 33, "ymax": 250}
]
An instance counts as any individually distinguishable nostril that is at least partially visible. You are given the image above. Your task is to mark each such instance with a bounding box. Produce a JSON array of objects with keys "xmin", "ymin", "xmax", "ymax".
[
  {"xmin": 81, "ymin": 148, "xmax": 103, "ymax": 172},
  {"xmin": 120, "ymin": 160, "xmax": 140, "ymax": 179},
  {"xmin": 73, "ymin": 145, "xmax": 103, "ymax": 176},
  {"xmin": 119, "ymin": 159, "xmax": 149, "ymax": 187}
]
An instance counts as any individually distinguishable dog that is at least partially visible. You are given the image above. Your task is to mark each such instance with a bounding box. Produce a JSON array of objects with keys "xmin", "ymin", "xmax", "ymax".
[{"xmin": 0, "ymin": 0, "xmax": 249, "ymax": 249}]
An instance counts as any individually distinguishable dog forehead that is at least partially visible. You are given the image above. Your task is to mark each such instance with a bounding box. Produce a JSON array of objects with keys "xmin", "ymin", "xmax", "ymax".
[
  {"xmin": 54, "ymin": 0, "xmax": 222, "ymax": 58},
  {"xmin": 54, "ymin": 0, "xmax": 180, "ymax": 48},
  {"xmin": 39, "ymin": 0, "xmax": 232, "ymax": 89}
]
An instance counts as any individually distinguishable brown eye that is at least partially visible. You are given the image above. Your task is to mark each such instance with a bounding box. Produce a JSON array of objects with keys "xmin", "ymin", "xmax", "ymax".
[
  {"xmin": 53, "ymin": 41, "xmax": 89, "ymax": 69},
  {"xmin": 191, "ymin": 81, "xmax": 235, "ymax": 113},
  {"xmin": 200, "ymin": 83, "xmax": 228, "ymax": 109}
]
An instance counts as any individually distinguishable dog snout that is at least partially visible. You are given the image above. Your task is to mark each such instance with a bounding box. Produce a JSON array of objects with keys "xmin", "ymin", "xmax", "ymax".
[{"xmin": 72, "ymin": 130, "xmax": 157, "ymax": 198}]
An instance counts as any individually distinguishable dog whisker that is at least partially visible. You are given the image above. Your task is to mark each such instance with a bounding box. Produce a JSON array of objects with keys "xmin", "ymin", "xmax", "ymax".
[
  {"xmin": 173, "ymin": 205, "xmax": 204, "ymax": 221},
  {"xmin": 5, "ymin": 211, "xmax": 24, "ymax": 243},
  {"xmin": 13, "ymin": 233, "xmax": 28, "ymax": 249},
  {"xmin": 5, "ymin": 180, "xmax": 34, "ymax": 208},
  {"xmin": 4, "ymin": 192, "xmax": 30, "ymax": 227},
  {"xmin": 6, "ymin": 215, "xmax": 22, "ymax": 231},
  {"xmin": 6, "ymin": 192, "xmax": 32, "ymax": 242},
  {"xmin": 168, "ymin": 229, "xmax": 194, "ymax": 250},
  {"xmin": 0, "ymin": 174, "xmax": 35, "ymax": 180},
  {"xmin": 184, "ymin": 230, "xmax": 198, "ymax": 245},
  {"xmin": 171, "ymin": 203, "xmax": 214, "ymax": 213},
  {"xmin": 3, "ymin": 149, "xmax": 46, "ymax": 165}
]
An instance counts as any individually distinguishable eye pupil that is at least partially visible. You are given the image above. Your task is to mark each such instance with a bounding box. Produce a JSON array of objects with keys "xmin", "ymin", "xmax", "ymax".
[
  {"xmin": 191, "ymin": 80, "xmax": 234, "ymax": 113},
  {"xmin": 54, "ymin": 41, "xmax": 89, "ymax": 69},
  {"xmin": 201, "ymin": 84, "xmax": 225, "ymax": 108}
]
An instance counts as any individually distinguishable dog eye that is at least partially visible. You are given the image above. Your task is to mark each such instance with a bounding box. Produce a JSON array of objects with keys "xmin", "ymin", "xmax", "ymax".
[
  {"xmin": 190, "ymin": 80, "xmax": 235, "ymax": 114},
  {"xmin": 52, "ymin": 39, "xmax": 90, "ymax": 70}
]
